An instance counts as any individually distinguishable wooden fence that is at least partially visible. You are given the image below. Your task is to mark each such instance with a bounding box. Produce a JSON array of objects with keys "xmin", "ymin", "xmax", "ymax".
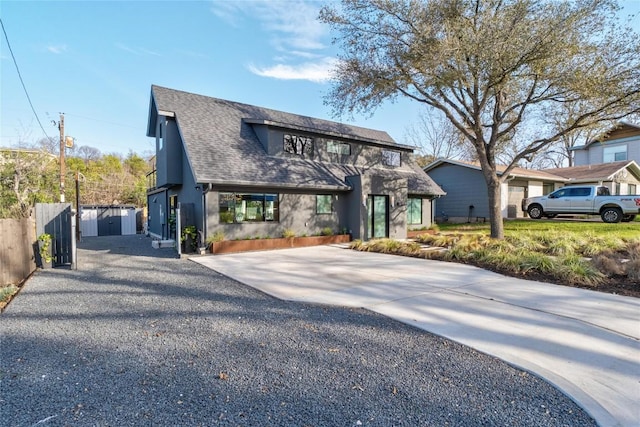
[{"xmin": 0, "ymin": 217, "xmax": 36, "ymax": 286}]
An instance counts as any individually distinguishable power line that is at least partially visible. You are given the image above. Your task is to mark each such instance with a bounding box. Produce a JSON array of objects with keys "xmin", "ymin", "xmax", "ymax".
[{"xmin": 0, "ymin": 17, "xmax": 53, "ymax": 141}]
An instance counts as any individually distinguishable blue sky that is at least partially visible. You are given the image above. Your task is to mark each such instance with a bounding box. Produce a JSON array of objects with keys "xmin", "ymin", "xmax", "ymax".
[{"xmin": 2, "ymin": 0, "xmax": 639, "ymax": 157}]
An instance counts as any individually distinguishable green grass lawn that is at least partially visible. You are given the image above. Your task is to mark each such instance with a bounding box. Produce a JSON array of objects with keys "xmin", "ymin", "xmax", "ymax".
[{"xmin": 438, "ymin": 219, "xmax": 640, "ymax": 240}]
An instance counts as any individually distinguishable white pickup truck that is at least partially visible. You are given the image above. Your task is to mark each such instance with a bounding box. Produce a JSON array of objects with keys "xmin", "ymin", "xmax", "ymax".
[{"xmin": 521, "ymin": 185, "xmax": 640, "ymax": 223}]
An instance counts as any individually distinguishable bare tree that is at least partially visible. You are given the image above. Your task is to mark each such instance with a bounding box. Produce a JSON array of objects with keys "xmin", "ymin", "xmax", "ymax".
[
  {"xmin": 404, "ymin": 107, "xmax": 475, "ymax": 166},
  {"xmin": 77, "ymin": 145, "xmax": 102, "ymax": 162},
  {"xmin": 320, "ymin": 0, "xmax": 640, "ymax": 238}
]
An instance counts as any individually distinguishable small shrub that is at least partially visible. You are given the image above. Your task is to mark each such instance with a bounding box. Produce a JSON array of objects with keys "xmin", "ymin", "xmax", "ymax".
[
  {"xmin": 506, "ymin": 232, "xmax": 545, "ymax": 253},
  {"xmin": 320, "ymin": 227, "xmax": 333, "ymax": 236},
  {"xmin": 349, "ymin": 239, "xmax": 365, "ymax": 250},
  {"xmin": 556, "ymin": 254, "xmax": 606, "ymax": 287},
  {"xmin": 282, "ymin": 229, "xmax": 296, "ymax": 238},
  {"xmin": 38, "ymin": 233, "xmax": 53, "ymax": 263},
  {"xmin": 625, "ymin": 239, "xmax": 640, "ymax": 261},
  {"xmin": 206, "ymin": 231, "xmax": 224, "ymax": 244},
  {"xmin": 579, "ymin": 232, "xmax": 625, "ymax": 257},
  {"xmin": 545, "ymin": 236, "xmax": 578, "ymax": 256},
  {"xmin": 591, "ymin": 251, "xmax": 625, "ymax": 276},
  {"xmin": 0, "ymin": 284, "xmax": 18, "ymax": 305},
  {"xmin": 625, "ymin": 259, "xmax": 640, "ymax": 281},
  {"xmin": 519, "ymin": 251, "xmax": 556, "ymax": 275}
]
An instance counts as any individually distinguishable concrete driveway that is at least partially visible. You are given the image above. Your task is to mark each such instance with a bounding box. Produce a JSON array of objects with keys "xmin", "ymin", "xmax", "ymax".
[{"xmin": 193, "ymin": 245, "xmax": 640, "ymax": 427}]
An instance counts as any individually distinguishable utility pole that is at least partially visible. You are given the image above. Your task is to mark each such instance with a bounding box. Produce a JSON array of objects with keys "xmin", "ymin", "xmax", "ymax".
[{"xmin": 59, "ymin": 113, "xmax": 65, "ymax": 202}]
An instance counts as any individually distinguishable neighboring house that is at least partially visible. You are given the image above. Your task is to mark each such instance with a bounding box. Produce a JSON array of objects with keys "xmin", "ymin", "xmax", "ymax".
[
  {"xmin": 424, "ymin": 159, "xmax": 566, "ymax": 222},
  {"xmin": 424, "ymin": 157, "xmax": 640, "ymax": 223},
  {"xmin": 145, "ymin": 85, "xmax": 445, "ymax": 244},
  {"xmin": 571, "ymin": 122, "xmax": 640, "ymax": 166},
  {"xmin": 542, "ymin": 161, "xmax": 640, "ymax": 196}
]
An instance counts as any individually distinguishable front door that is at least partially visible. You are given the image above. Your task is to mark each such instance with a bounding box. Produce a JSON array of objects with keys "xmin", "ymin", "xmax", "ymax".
[{"xmin": 367, "ymin": 195, "xmax": 388, "ymax": 239}]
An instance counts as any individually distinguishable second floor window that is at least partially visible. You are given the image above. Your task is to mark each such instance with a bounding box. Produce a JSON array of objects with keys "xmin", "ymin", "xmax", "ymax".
[
  {"xmin": 603, "ymin": 145, "xmax": 627, "ymax": 163},
  {"xmin": 382, "ymin": 150, "xmax": 401, "ymax": 167},
  {"xmin": 327, "ymin": 141, "xmax": 351, "ymax": 155}
]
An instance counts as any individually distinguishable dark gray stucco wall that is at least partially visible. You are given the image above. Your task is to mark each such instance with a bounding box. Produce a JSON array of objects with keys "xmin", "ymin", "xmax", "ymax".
[
  {"xmin": 345, "ymin": 176, "xmax": 366, "ymax": 240},
  {"xmin": 146, "ymin": 189, "xmax": 167, "ymax": 238},
  {"xmin": 155, "ymin": 118, "xmax": 183, "ymax": 187},
  {"xmin": 205, "ymin": 190, "xmax": 347, "ymax": 241}
]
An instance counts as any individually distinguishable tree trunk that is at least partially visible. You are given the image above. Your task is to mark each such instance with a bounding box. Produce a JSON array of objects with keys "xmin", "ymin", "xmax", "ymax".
[{"xmin": 487, "ymin": 179, "xmax": 504, "ymax": 239}]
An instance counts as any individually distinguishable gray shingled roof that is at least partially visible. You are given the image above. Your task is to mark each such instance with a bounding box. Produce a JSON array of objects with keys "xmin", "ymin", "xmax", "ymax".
[
  {"xmin": 542, "ymin": 161, "xmax": 640, "ymax": 181},
  {"xmin": 149, "ymin": 85, "xmax": 445, "ymax": 196},
  {"xmin": 424, "ymin": 158, "xmax": 568, "ymax": 181}
]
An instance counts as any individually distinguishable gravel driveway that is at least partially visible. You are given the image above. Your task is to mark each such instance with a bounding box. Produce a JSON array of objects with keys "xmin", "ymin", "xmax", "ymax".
[{"xmin": 1, "ymin": 235, "xmax": 596, "ymax": 426}]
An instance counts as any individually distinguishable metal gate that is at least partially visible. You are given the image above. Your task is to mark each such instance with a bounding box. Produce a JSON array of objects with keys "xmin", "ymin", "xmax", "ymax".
[{"xmin": 35, "ymin": 203, "xmax": 74, "ymax": 267}]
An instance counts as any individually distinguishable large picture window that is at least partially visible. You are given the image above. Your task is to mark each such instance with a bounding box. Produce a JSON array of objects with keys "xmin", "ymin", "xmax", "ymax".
[
  {"xmin": 407, "ymin": 198, "xmax": 422, "ymax": 224},
  {"xmin": 316, "ymin": 195, "xmax": 332, "ymax": 214},
  {"xmin": 219, "ymin": 193, "xmax": 279, "ymax": 223}
]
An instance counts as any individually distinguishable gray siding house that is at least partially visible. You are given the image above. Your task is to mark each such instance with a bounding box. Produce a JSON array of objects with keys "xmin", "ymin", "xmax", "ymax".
[
  {"xmin": 425, "ymin": 158, "xmax": 640, "ymax": 223},
  {"xmin": 572, "ymin": 123, "xmax": 640, "ymax": 166},
  {"xmin": 424, "ymin": 159, "xmax": 566, "ymax": 222},
  {"xmin": 146, "ymin": 85, "xmax": 444, "ymax": 245}
]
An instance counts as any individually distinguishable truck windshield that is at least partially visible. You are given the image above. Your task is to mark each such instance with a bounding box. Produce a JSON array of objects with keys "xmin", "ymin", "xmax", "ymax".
[{"xmin": 597, "ymin": 187, "xmax": 610, "ymax": 196}]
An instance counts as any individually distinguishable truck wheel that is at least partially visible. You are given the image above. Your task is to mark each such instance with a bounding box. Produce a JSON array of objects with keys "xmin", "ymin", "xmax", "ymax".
[
  {"xmin": 621, "ymin": 215, "xmax": 636, "ymax": 222},
  {"xmin": 527, "ymin": 204, "xmax": 544, "ymax": 219},
  {"xmin": 601, "ymin": 207, "xmax": 623, "ymax": 223}
]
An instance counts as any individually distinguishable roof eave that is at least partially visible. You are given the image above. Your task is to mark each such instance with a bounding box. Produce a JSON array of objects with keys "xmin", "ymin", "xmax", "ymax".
[
  {"xmin": 242, "ymin": 118, "xmax": 413, "ymax": 151},
  {"xmin": 202, "ymin": 179, "xmax": 352, "ymax": 192}
]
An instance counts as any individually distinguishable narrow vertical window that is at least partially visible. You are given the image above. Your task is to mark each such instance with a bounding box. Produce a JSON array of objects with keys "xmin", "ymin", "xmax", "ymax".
[
  {"xmin": 158, "ymin": 122, "xmax": 164, "ymax": 150},
  {"xmin": 407, "ymin": 198, "xmax": 422, "ymax": 224}
]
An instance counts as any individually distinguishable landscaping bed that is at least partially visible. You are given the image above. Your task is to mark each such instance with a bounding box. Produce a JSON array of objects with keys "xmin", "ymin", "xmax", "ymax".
[
  {"xmin": 210, "ymin": 234, "xmax": 351, "ymax": 255},
  {"xmin": 352, "ymin": 220, "xmax": 640, "ymax": 298}
]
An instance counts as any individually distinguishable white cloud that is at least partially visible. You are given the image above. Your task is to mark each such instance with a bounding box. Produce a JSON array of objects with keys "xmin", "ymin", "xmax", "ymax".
[
  {"xmin": 248, "ymin": 57, "xmax": 338, "ymax": 83},
  {"xmin": 115, "ymin": 43, "xmax": 161, "ymax": 56},
  {"xmin": 212, "ymin": 0, "xmax": 335, "ymax": 83},
  {"xmin": 47, "ymin": 44, "xmax": 68, "ymax": 54}
]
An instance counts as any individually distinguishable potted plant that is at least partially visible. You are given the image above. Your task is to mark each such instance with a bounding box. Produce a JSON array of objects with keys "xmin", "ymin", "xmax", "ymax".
[
  {"xmin": 37, "ymin": 233, "xmax": 53, "ymax": 268},
  {"xmin": 181, "ymin": 225, "xmax": 198, "ymax": 253}
]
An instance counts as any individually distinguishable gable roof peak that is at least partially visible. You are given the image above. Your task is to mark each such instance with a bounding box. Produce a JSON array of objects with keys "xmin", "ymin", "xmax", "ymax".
[{"xmin": 149, "ymin": 85, "xmax": 404, "ymax": 147}]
